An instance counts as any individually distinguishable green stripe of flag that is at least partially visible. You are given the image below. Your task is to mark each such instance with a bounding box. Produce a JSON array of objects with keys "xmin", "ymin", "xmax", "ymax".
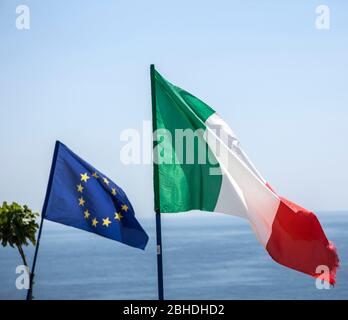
[{"xmin": 153, "ymin": 68, "xmax": 222, "ymax": 213}]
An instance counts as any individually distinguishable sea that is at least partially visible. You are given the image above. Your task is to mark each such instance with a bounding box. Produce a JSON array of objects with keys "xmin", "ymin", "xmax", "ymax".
[{"xmin": 0, "ymin": 212, "xmax": 347, "ymax": 300}]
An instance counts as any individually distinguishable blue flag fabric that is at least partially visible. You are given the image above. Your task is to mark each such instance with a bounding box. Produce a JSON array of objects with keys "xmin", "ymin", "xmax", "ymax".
[{"xmin": 43, "ymin": 141, "xmax": 149, "ymax": 250}]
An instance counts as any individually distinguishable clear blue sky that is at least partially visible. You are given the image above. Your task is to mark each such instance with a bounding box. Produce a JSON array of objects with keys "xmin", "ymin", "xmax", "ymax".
[{"xmin": 0, "ymin": 0, "xmax": 347, "ymax": 216}]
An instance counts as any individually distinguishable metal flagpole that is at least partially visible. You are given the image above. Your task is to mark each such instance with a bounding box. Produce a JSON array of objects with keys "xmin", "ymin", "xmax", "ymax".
[
  {"xmin": 26, "ymin": 216, "xmax": 44, "ymax": 300},
  {"xmin": 155, "ymin": 209, "xmax": 164, "ymax": 300},
  {"xmin": 26, "ymin": 141, "xmax": 60, "ymax": 300},
  {"xmin": 150, "ymin": 64, "xmax": 164, "ymax": 300}
]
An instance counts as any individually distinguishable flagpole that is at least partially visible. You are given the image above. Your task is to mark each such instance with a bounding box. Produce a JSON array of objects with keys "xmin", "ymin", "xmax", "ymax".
[
  {"xmin": 26, "ymin": 215, "xmax": 44, "ymax": 300},
  {"xmin": 26, "ymin": 141, "xmax": 60, "ymax": 300},
  {"xmin": 150, "ymin": 64, "xmax": 164, "ymax": 300},
  {"xmin": 155, "ymin": 209, "xmax": 164, "ymax": 300}
]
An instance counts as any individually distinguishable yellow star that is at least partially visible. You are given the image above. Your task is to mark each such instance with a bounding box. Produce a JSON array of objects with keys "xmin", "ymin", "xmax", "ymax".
[
  {"xmin": 102, "ymin": 217, "xmax": 112, "ymax": 227},
  {"xmin": 114, "ymin": 212, "xmax": 123, "ymax": 221},
  {"xmin": 78, "ymin": 197, "xmax": 85, "ymax": 206},
  {"xmin": 84, "ymin": 209, "xmax": 90, "ymax": 219},
  {"xmin": 77, "ymin": 184, "xmax": 84, "ymax": 193},
  {"xmin": 92, "ymin": 172, "xmax": 99, "ymax": 179},
  {"xmin": 111, "ymin": 188, "xmax": 117, "ymax": 196},
  {"xmin": 91, "ymin": 218, "xmax": 98, "ymax": 227},
  {"xmin": 80, "ymin": 173, "xmax": 90, "ymax": 183},
  {"xmin": 121, "ymin": 204, "xmax": 128, "ymax": 212},
  {"xmin": 103, "ymin": 177, "xmax": 109, "ymax": 185}
]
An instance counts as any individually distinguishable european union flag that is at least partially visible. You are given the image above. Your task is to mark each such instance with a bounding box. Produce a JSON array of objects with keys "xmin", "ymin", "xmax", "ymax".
[{"xmin": 43, "ymin": 141, "xmax": 149, "ymax": 250}]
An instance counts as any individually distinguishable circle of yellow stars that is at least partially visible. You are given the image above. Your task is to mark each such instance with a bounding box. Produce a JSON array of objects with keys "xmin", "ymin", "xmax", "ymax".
[{"xmin": 76, "ymin": 172, "xmax": 129, "ymax": 229}]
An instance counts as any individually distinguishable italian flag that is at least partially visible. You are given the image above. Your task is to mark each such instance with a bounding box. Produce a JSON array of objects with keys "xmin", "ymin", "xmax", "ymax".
[{"xmin": 151, "ymin": 66, "xmax": 339, "ymax": 284}]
